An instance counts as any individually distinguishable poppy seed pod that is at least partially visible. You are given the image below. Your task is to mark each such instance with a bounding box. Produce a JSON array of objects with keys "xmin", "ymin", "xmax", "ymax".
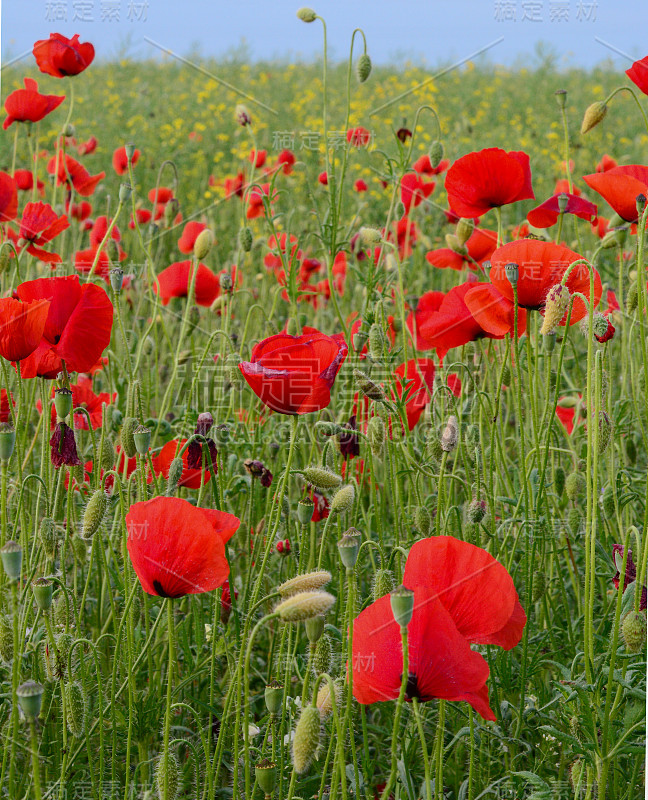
[
  {"xmin": 17, "ymin": 681, "xmax": 44, "ymax": 721},
  {"xmin": 0, "ymin": 540, "xmax": 22, "ymax": 581},
  {"xmin": 264, "ymin": 680, "xmax": 283, "ymax": 714},
  {"xmin": 109, "ymin": 267, "xmax": 124, "ymax": 293},
  {"xmin": 540, "ymin": 284, "xmax": 570, "ymax": 336},
  {"xmin": 330, "ymin": 483, "xmax": 355, "ymax": 515},
  {"xmin": 0, "ymin": 423, "xmax": 16, "ymax": 461},
  {"xmin": 193, "ymin": 228, "xmax": 214, "ymax": 260},
  {"xmin": 275, "ymin": 590, "xmax": 336, "ymax": 622},
  {"xmin": 277, "ymin": 570, "xmax": 332, "ymax": 598},
  {"xmin": 81, "ymin": 489, "xmax": 107, "ymax": 540},
  {"xmin": 555, "ymin": 89, "xmax": 567, "ymax": 109},
  {"xmin": 580, "ymin": 101, "xmax": 607, "ymax": 135},
  {"xmin": 255, "ymin": 759, "xmax": 277, "ymax": 795},
  {"xmin": 297, "ymin": 498, "xmax": 315, "ymax": 525},
  {"xmin": 296, "ymin": 7, "xmax": 317, "ymax": 22},
  {"xmin": 133, "ymin": 425, "xmax": 151, "ymax": 455},
  {"xmin": 357, "ymin": 53, "xmax": 372, "ymax": 83},
  {"xmin": 338, "ymin": 528, "xmax": 361, "ymax": 568},
  {"xmin": 390, "ymin": 584, "xmax": 415, "ymax": 629},
  {"xmin": 504, "ymin": 262, "xmax": 519, "ymax": 286},
  {"xmin": 292, "ymin": 706, "xmax": 321, "ymax": 774},
  {"xmin": 621, "ymin": 610, "xmax": 646, "ymax": 653},
  {"xmin": 32, "ymin": 577, "xmax": 54, "ymax": 612},
  {"xmin": 301, "ymin": 466, "xmax": 342, "ymax": 491},
  {"xmin": 125, "ymin": 142, "xmax": 136, "ymax": 160},
  {"xmin": 118, "ymin": 183, "xmax": 132, "ymax": 203},
  {"xmin": 54, "ymin": 387, "xmax": 73, "ymax": 420}
]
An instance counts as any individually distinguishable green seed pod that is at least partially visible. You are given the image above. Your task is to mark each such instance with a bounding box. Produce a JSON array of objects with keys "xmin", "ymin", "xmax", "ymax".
[
  {"xmin": 238, "ymin": 226, "xmax": 253, "ymax": 252},
  {"xmin": 565, "ymin": 471, "xmax": 586, "ymax": 502},
  {"xmin": 155, "ymin": 752, "xmax": 179, "ymax": 800},
  {"xmin": 297, "ymin": 498, "xmax": 315, "ymax": 525},
  {"xmin": 0, "ymin": 540, "xmax": 22, "ymax": 582},
  {"xmin": 0, "ymin": 423, "xmax": 15, "ymax": 461},
  {"xmin": 81, "ymin": 489, "xmax": 107, "ymax": 540},
  {"xmin": 323, "ymin": 443, "xmax": 336, "ymax": 473},
  {"xmin": 600, "ymin": 485, "xmax": 615, "ymax": 518},
  {"xmin": 65, "ymin": 681, "xmax": 86, "ymax": 737},
  {"xmin": 553, "ymin": 466, "xmax": 566, "ymax": 498},
  {"xmin": 255, "ymin": 759, "xmax": 277, "ymax": 794},
  {"xmin": 414, "ymin": 505, "xmax": 432, "ymax": 536},
  {"xmin": 356, "ymin": 53, "xmax": 372, "ymax": 83},
  {"xmin": 368, "ymin": 323, "xmax": 386, "ymax": 360},
  {"xmin": 313, "ymin": 633, "xmax": 333, "ymax": 676},
  {"xmin": 264, "ymin": 680, "xmax": 283, "ymax": 715},
  {"xmin": 621, "ymin": 611, "xmax": 646, "ymax": 653},
  {"xmin": 32, "ymin": 578, "xmax": 54, "ymax": 612},
  {"xmin": 121, "ymin": 417, "xmax": 138, "ymax": 458},
  {"xmin": 330, "ymin": 484, "xmax": 355, "ymax": 515},
  {"xmin": 372, "ymin": 568, "xmax": 395, "ymax": 601},
  {"xmin": 367, "ymin": 415, "xmax": 385, "ymax": 457},
  {"xmin": 0, "ymin": 243, "xmax": 12, "ymax": 274},
  {"xmin": 301, "ymin": 467, "xmax": 342, "ymax": 491},
  {"xmin": 390, "ymin": 585, "xmax": 415, "ymax": 628},
  {"xmin": 0, "ymin": 614, "xmax": 13, "ymax": 663},
  {"xmin": 292, "ymin": 706, "xmax": 321, "ymax": 774},
  {"xmin": 166, "ymin": 457, "xmax": 184, "ymax": 495},
  {"xmin": 17, "ymin": 681, "xmax": 44, "ymax": 721},
  {"xmin": 296, "ymin": 7, "xmax": 317, "ymax": 22}
]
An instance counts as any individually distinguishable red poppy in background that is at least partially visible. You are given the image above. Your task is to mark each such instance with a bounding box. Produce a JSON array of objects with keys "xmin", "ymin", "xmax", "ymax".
[
  {"xmin": 89, "ymin": 216, "xmax": 126, "ymax": 260},
  {"xmin": 596, "ymin": 154, "xmax": 617, "ymax": 173},
  {"xmin": 400, "ymin": 172, "xmax": 435, "ymax": 213},
  {"xmin": 246, "ymin": 183, "xmax": 277, "ymax": 219},
  {"xmin": 487, "ymin": 239, "xmax": 602, "ymax": 324},
  {"xmin": 14, "ymin": 169, "xmax": 45, "ymax": 197},
  {"xmin": 224, "ymin": 172, "xmax": 245, "ymax": 199},
  {"xmin": 239, "ymin": 329, "xmax": 348, "ymax": 415},
  {"xmin": 406, "ymin": 291, "xmax": 445, "ymax": 350},
  {"xmin": 425, "ymin": 227, "xmax": 498, "ymax": 271},
  {"xmin": 77, "ymin": 136, "xmax": 97, "ymax": 156},
  {"xmin": 318, "ymin": 171, "xmax": 328, "ymax": 185},
  {"xmin": 16, "ymin": 275, "xmax": 114, "ymax": 378},
  {"xmin": 148, "ymin": 186, "xmax": 174, "ymax": 205},
  {"xmin": 0, "ymin": 297, "xmax": 50, "ymax": 362},
  {"xmin": 555, "ymin": 395, "xmax": 584, "ymax": 435},
  {"xmin": 112, "ymin": 145, "xmax": 139, "ymax": 175},
  {"xmin": 154, "ymin": 260, "xmax": 221, "ymax": 306},
  {"xmin": 153, "ymin": 438, "xmax": 212, "ymax": 489},
  {"xmin": 47, "ymin": 153, "xmax": 105, "ymax": 196},
  {"xmin": 445, "ymin": 147, "xmax": 534, "ymax": 218},
  {"xmin": 249, "ymin": 149, "xmax": 267, "ymax": 168},
  {"xmin": 0, "ymin": 391, "xmax": 14, "ymax": 423},
  {"xmin": 129, "ymin": 208, "xmax": 151, "ymax": 228},
  {"xmin": 354, "ymin": 179, "xmax": 368, "ymax": 193},
  {"xmin": 16, "ymin": 202, "xmax": 69, "ymax": 263},
  {"xmin": 582, "ymin": 165, "xmax": 648, "ymax": 222},
  {"xmin": 463, "ymin": 283, "xmax": 528, "ymax": 338},
  {"xmin": 393, "ymin": 359, "xmax": 436, "ymax": 430},
  {"xmin": 347, "ymin": 127, "xmax": 371, "ymax": 147},
  {"xmin": 554, "ymin": 179, "xmax": 579, "ymax": 196},
  {"xmin": 74, "ymin": 247, "xmax": 109, "ymax": 279},
  {"xmin": 126, "ymin": 497, "xmax": 240, "ymax": 598},
  {"xmin": 276, "ymin": 149, "xmax": 296, "ymax": 175},
  {"xmin": 0, "ymin": 172, "xmax": 18, "ymax": 222},
  {"xmin": 413, "ymin": 154, "xmax": 450, "ymax": 176},
  {"xmin": 3, "ymin": 78, "xmax": 65, "ymax": 129},
  {"xmin": 626, "ymin": 55, "xmax": 648, "ymax": 96},
  {"xmin": 33, "ymin": 33, "xmax": 95, "ymax": 77},
  {"xmin": 527, "ymin": 193, "xmax": 597, "ymax": 228},
  {"xmin": 178, "ymin": 220, "xmax": 207, "ymax": 253}
]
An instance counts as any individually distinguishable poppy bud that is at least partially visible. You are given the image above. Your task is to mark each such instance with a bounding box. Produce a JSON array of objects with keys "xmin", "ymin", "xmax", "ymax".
[
  {"xmin": 17, "ymin": 681, "xmax": 44, "ymax": 721},
  {"xmin": 358, "ymin": 226, "xmax": 382, "ymax": 246},
  {"xmin": 53, "ymin": 594, "xmax": 70, "ymax": 628},
  {"xmin": 600, "ymin": 485, "xmax": 615, "ymax": 518},
  {"xmin": 330, "ymin": 484, "xmax": 355, "ymax": 515},
  {"xmin": 133, "ymin": 425, "xmax": 151, "ymax": 455},
  {"xmin": 580, "ymin": 101, "xmax": 607, "ymax": 134},
  {"xmin": 297, "ymin": 498, "xmax": 315, "ymax": 525},
  {"xmin": 278, "ymin": 570, "xmax": 332, "ymax": 598},
  {"xmin": 316, "ymin": 680, "xmax": 342, "ymax": 720},
  {"xmin": 82, "ymin": 489, "xmax": 107, "ymax": 540},
  {"xmin": 354, "ymin": 368, "xmax": 387, "ymax": 403},
  {"xmin": 163, "ymin": 197, "xmax": 179, "ymax": 228},
  {"xmin": 32, "ymin": 577, "xmax": 54, "ymax": 612},
  {"xmin": 429, "ymin": 140, "xmax": 444, "ymax": 168},
  {"xmin": 390, "ymin": 585, "xmax": 415, "ymax": 629},
  {"xmin": 264, "ymin": 679, "xmax": 283, "ymax": 714},
  {"xmin": 337, "ymin": 529, "xmax": 361, "ymax": 568},
  {"xmin": 554, "ymin": 466, "xmax": 566, "ymax": 497},
  {"xmin": 296, "ymin": 7, "xmax": 317, "ymax": 22},
  {"xmin": 255, "ymin": 759, "xmax": 277, "ymax": 795},
  {"xmin": 626, "ymin": 436, "xmax": 637, "ymax": 465},
  {"xmin": 154, "ymin": 753, "xmax": 179, "ymax": 800},
  {"xmin": 414, "ymin": 505, "xmax": 432, "ymax": 536},
  {"xmin": 467, "ymin": 499, "xmax": 487, "ymax": 524},
  {"xmin": 194, "ymin": 228, "xmax": 214, "ymax": 260},
  {"xmin": 626, "ymin": 281, "xmax": 638, "ymax": 314},
  {"xmin": 315, "ymin": 421, "xmax": 344, "ymax": 438},
  {"xmin": 441, "ymin": 415, "xmax": 459, "ymax": 452},
  {"xmin": 121, "ymin": 417, "xmax": 138, "ymax": 458},
  {"xmin": 305, "ymin": 614, "xmax": 325, "ymax": 644},
  {"xmin": 292, "ymin": 705, "xmax": 320, "ymax": 774},
  {"xmin": 368, "ymin": 323, "xmax": 386, "ymax": 360},
  {"xmin": 54, "ymin": 387, "xmax": 73, "ymax": 420},
  {"xmin": 301, "ymin": 466, "xmax": 342, "ymax": 491},
  {"xmin": 367, "ymin": 415, "xmax": 385, "ymax": 457},
  {"xmin": 357, "ymin": 53, "xmax": 372, "ymax": 83},
  {"xmin": 0, "ymin": 614, "xmax": 13, "ymax": 662},
  {"xmin": 239, "ymin": 226, "xmax": 253, "ymax": 252},
  {"xmin": 313, "ymin": 632, "xmax": 333, "ymax": 675},
  {"xmin": 505, "ymin": 262, "xmax": 519, "ymax": 287},
  {"xmin": 0, "ymin": 540, "xmax": 22, "ymax": 582},
  {"xmin": 235, "ymin": 104, "xmax": 252, "ymax": 126},
  {"xmin": 66, "ymin": 681, "xmax": 86, "ymax": 737},
  {"xmin": 0, "ymin": 423, "xmax": 16, "ymax": 461},
  {"xmin": 568, "ymin": 508, "xmax": 582, "ymax": 536},
  {"xmin": 540, "ymin": 284, "xmax": 570, "ymax": 336},
  {"xmin": 621, "ymin": 610, "xmax": 646, "ymax": 653},
  {"xmin": 220, "ymin": 271, "xmax": 233, "ymax": 293},
  {"xmin": 601, "ymin": 226, "xmax": 628, "ymax": 249},
  {"xmin": 555, "ymin": 89, "xmax": 567, "ymax": 109},
  {"xmin": 275, "ymin": 590, "xmax": 335, "ymax": 622},
  {"xmin": 597, "ymin": 411, "xmax": 613, "ymax": 454},
  {"xmin": 565, "ymin": 471, "xmax": 586, "ymax": 502},
  {"xmin": 166, "ymin": 456, "xmax": 184, "ymax": 495},
  {"xmin": 445, "ymin": 233, "xmax": 468, "ymax": 256},
  {"xmin": 455, "ymin": 217, "xmax": 475, "ymax": 246},
  {"xmin": 372, "ymin": 568, "xmax": 395, "ymax": 601},
  {"xmin": 501, "ymin": 365, "xmax": 511, "ymax": 385}
]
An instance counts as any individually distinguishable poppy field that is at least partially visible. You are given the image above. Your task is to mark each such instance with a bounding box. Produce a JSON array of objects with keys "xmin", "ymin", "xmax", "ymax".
[{"xmin": 1, "ymin": 12, "xmax": 648, "ymax": 800}]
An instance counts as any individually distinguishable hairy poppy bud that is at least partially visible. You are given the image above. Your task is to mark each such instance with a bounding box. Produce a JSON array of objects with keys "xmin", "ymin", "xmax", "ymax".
[
  {"xmin": 17, "ymin": 681, "xmax": 44, "ymax": 721},
  {"xmin": 0, "ymin": 614, "xmax": 13, "ymax": 662},
  {"xmin": 600, "ymin": 485, "xmax": 615, "ymax": 518},
  {"xmin": 32, "ymin": 577, "xmax": 54, "ymax": 612},
  {"xmin": 292, "ymin": 705, "xmax": 320, "ymax": 773},
  {"xmin": 597, "ymin": 411, "xmax": 613, "ymax": 454},
  {"xmin": 372, "ymin": 568, "xmax": 395, "ymax": 600},
  {"xmin": 414, "ymin": 505, "xmax": 432, "ymax": 536},
  {"xmin": 278, "ymin": 570, "xmax": 332, "ymax": 598},
  {"xmin": 565, "ymin": 471, "xmax": 586, "ymax": 502},
  {"xmin": 120, "ymin": 417, "xmax": 138, "ymax": 458},
  {"xmin": 238, "ymin": 226, "xmax": 253, "ymax": 252},
  {"xmin": 330, "ymin": 484, "xmax": 355, "ymax": 515},
  {"xmin": 621, "ymin": 610, "xmax": 646, "ymax": 653},
  {"xmin": 580, "ymin": 101, "xmax": 607, "ymax": 134},
  {"xmin": 264, "ymin": 680, "xmax": 283, "ymax": 714},
  {"xmin": 455, "ymin": 217, "xmax": 475, "ymax": 246},
  {"xmin": 0, "ymin": 423, "xmax": 15, "ymax": 461},
  {"xmin": 155, "ymin": 752, "xmax": 179, "ymax": 800},
  {"xmin": 275, "ymin": 590, "xmax": 335, "ymax": 622},
  {"xmin": 358, "ymin": 226, "xmax": 382, "ymax": 246},
  {"xmin": 82, "ymin": 489, "xmax": 107, "ymax": 540},
  {"xmin": 99, "ymin": 436, "xmax": 115, "ymax": 472},
  {"xmin": 165, "ymin": 456, "xmax": 183, "ymax": 495},
  {"xmin": 315, "ymin": 421, "xmax": 344, "ymax": 438},
  {"xmin": 441, "ymin": 415, "xmax": 459, "ymax": 452},
  {"xmin": 367, "ymin": 415, "xmax": 385, "ymax": 457},
  {"xmin": 313, "ymin": 632, "xmax": 333, "ymax": 675},
  {"xmin": 429, "ymin": 140, "xmax": 444, "ymax": 168},
  {"xmin": 554, "ymin": 466, "xmax": 566, "ymax": 497},
  {"xmin": 368, "ymin": 323, "xmax": 386, "ymax": 360},
  {"xmin": 626, "ymin": 436, "xmax": 637, "ymax": 464},
  {"xmin": 626, "ymin": 281, "xmax": 638, "ymax": 314},
  {"xmin": 0, "ymin": 243, "xmax": 12, "ymax": 274},
  {"xmin": 467, "ymin": 499, "xmax": 487, "ymax": 524},
  {"xmin": 540, "ymin": 284, "xmax": 570, "ymax": 336},
  {"xmin": 316, "ymin": 680, "xmax": 342, "ymax": 720},
  {"xmin": 193, "ymin": 228, "xmax": 214, "ymax": 260},
  {"xmin": 357, "ymin": 53, "xmax": 372, "ymax": 83},
  {"xmin": 390, "ymin": 585, "xmax": 415, "ymax": 628},
  {"xmin": 0, "ymin": 540, "xmax": 22, "ymax": 581},
  {"xmin": 66, "ymin": 681, "xmax": 86, "ymax": 737},
  {"xmin": 255, "ymin": 759, "xmax": 277, "ymax": 795},
  {"xmin": 354, "ymin": 368, "xmax": 387, "ymax": 402},
  {"xmin": 297, "ymin": 6, "xmax": 317, "ymax": 22},
  {"xmin": 301, "ymin": 466, "xmax": 342, "ymax": 491}
]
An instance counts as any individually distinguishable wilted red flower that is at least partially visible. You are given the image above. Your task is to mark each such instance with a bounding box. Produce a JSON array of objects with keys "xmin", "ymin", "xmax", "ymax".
[
  {"xmin": 612, "ymin": 544, "xmax": 647, "ymax": 610},
  {"xmin": 112, "ymin": 145, "xmax": 139, "ymax": 175},
  {"xmin": 527, "ymin": 192, "xmax": 598, "ymax": 228},
  {"xmin": 16, "ymin": 201, "xmax": 69, "ymax": 263},
  {"xmin": 347, "ymin": 127, "xmax": 371, "ymax": 147},
  {"xmin": 3, "ymin": 77, "xmax": 65, "ymax": 129},
  {"xmin": 16, "ymin": 275, "xmax": 114, "ymax": 378},
  {"xmin": 186, "ymin": 412, "xmax": 218, "ymax": 472},
  {"xmin": 126, "ymin": 497, "xmax": 240, "ymax": 598},
  {"xmin": 238, "ymin": 329, "xmax": 348, "ymax": 415},
  {"xmin": 400, "ymin": 172, "xmax": 435, "ymax": 213},
  {"xmin": 47, "ymin": 153, "xmax": 104, "ymax": 196},
  {"xmin": 0, "ymin": 172, "xmax": 18, "ymax": 222},
  {"xmin": 486, "ymin": 239, "xmax": 602, "ymax": 324},
  {"xmin": 154, "ymin": 438, "xmax": 212, "ymax": 489},
  {"xmin": 276, "ymin": 149, "xmax": 296, "ymax": 174},
  {"xmin": 425, "ymin": 227, "xmax": 498, "ymax": 271},
  {"xmin": 582, "ymin": 165, "xmax": 648, "ymax": 222},
  {"xmin": 178, "ymin": 220, "xmax": 207, "ymax": 253},
  {"xmin": 50, "ymin": 420, "xmax": 82, "ymax": 468},
  {"xmin": 154, "ymin": 260, "xmax": 221, "ymax": 306},
  {"xmin": 77, "ymin": 135, "xmax": 97, "ymax": 156},
  {"xmin": 33, "ymin": 33, "xmax": 95, "ymax": 77},
  {"xmin": 626, "ymin": 55, "xmax": 648, "ymax": 96},
  {"xmin": 445, "ymin": 147, "xmax": 534, "ymax": 218},
  {"xmin": 352, "ymin": 537, "xmax": 525, "ymax": 719},
  {"xmin": 0, "ymin": 297, "xmax": 50, "ymax": 362}
]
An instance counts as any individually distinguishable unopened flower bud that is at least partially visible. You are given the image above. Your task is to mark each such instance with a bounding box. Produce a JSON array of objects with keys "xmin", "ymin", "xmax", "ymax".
[
  {"xmin": 313, "ymin": 632, "xmax": 333, "ymax": 674},
  {"xmin": 277, "ymin": 570, "xmax": 332, "ymax": 599},
  {"xmin": 219, "ymin": 271, "xmax": 233, "ymax": 292},
  {"xmin": 305, "ymin": 614, "xmax": 325, "ymax": 644},
  {"xmin": 235, "ymin": 104, "xmax": 252, "ymax": 126},
  {"xmin": 330, "ymin": 483, "xmax": 355, "ymax": 515},
  {"xmin": 275, "ymin": 590, "xmax": 335, "ymax": 622},
  {"xmin": 565, "ymin": 471, "xmax": 586, "ymax": 501},
  {"xmin": 66, "ymin": 681, "xmax": 86, "ymax": 737},
  {"xmin": 154, "ymin": 752, "xmax": 179, "ymax": 800},
  {"xmin": 120, "ymin": 417, "xmax": 138, "ymax": 458},
  {"xmin": 296, "ymin": 7, "xmax": 317, "ymax": 22},
  {"xmin": 357, "ymin": 53, "xmax": 372, "ymax": 83},
  {"xmin": 445, "ymin": 233, "xmax": 468, "ymax": 255},
  {"xmin": 554, "ymin": 466, "xmax": 566, "ymax": 497},
  {"xmin": 166, "ymin": 456, "xmax": 184, "ymax": 495},
  {"xmin": 621, "ymin": 610, "xmax": 646, "ymax": 653},
  {"xmin": 467, "ymin": 499, "xmax": 487, "ymax": 524},
  {"xmin": 429, "ymin": 140, "xmax": 444, "ymax": 168},
  {"xmin": 301, "ymin": 466, "xmax": 342, "ymax": 491},
  {"xmin": 441, "ymin": 415, "xmax": 459, "ymax": 452},
  {"xmin": 358, "ymin": 226, "xmax": 382, "ymax": 246},
  {"xmin": 414, "ymin": 505, "xmax": 432, "ymax": 536},
  {"xmin": 580, "ymin": 101, "xmax": 607, "ymax": 134},
  {"xmin": 367, "ymin": 415, "xmax": 385, "ymax": 457},
  {"xmin": 372, "ymin": 568, "xmax": 395, "ymax": 600},
  {"xmin": 0, "ymin": 423, "xmax": 16, "ymax": 461},
  {"xmin": 238, "ymin": 226, "xmax": 253, "ymax": 252},
  {"xmin": 193, "ymin": 228, "xmax": 214, "ymax": 260},
  {"xmin": 540, "ymin": 283, "xmax": 570, "ymax": 336},
  {"xmin": 316, "ymin": 680, "xmax": 342, "ymax": 720},
  {"xmin": 82, "ymin": 489, "xmax": 107, "ymax": 540},
  {"xmin": 292, "ymin": 706, "xmax": 320, "ymax": 774},
  {"xmin": 368, "ymin": 323, "xmax": 386, "ymax": 360},
  {"xmin": 354, "ymin": 368, "xmax": 387, "ymax": 402},
  {"xmin": 455, "ymin": 217, "xmax": 475, "ymax": 245}
]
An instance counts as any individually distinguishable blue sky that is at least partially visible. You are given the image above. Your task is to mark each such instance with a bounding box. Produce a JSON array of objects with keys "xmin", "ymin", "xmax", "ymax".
[{"xmin": 1, "ymin": 0, "xmax": 646, "ymax": 70}]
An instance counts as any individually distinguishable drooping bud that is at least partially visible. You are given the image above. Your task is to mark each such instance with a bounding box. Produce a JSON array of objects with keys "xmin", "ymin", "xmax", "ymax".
[
  {"xmin": 330, "ymin": 483, "xmax": 355, "ymax": 515},
  {"xmin": 621, "ymin": 610, "xmax": 646, "ymax": 653},
  {"xmin": 540, "ymin": 284, "xmax": 570, "ymax": 336},
  {"xmin": 292, "ymin": 706, "xmax": 321, "ymax": 774},
  {"xmin": 414, "ymin": 505, "xmax": 432, "ymax": 536},
  {"xmin": 600, "ymin": 485, "xmax": 615, "ymax": 518},
  {"xmin": 301, "ymin": 466, "xmax": 342, "ymax": 491},
  {"xmin": 467, "ymin": 499, "xmax": 487, "ymax": 524},
  {"xmin": 0, "ymin": 423, "xmax": 15, "ymax": 461},
  {"xmin": 554, "ymin": 466, "xmax": 566, "ymax": 497},
  {"xmin": 65, "ymin": 681, "xmax": 86, "ymax": 737},
  {"xmin": 580, "ymin": 101, "xmax": 607, "ymax": 134},
  {"xmin": 367, "ymin": 415, "xmax": 385, "ymax": 457},
  {"xmin": 372, "ymin": 568, "xmax": 395, "ymax": 600},
  {"xmin": 390, "ymin": 585, "xmax": 415, "ymax": 628},
  {"xmin": 81, "ymin": 489, "xmax": 107, "ymax": 540},
  {"xmin": 166, "ymin": 457, "xmax": 184, "ymax": 495},
  {"xmin": 455, "ymin": 217, "xmax": 475, "ymax": 246},
  {"xmin": 357, "ymin": 53, "xmax": 372, "ymax": 83},
  {"xmin": 445, "ymin": 233, "xmax": 468, "ymax": 256},
  {"xmin": 154, "ymin": 753, "xmax": 179, "ymax": 800},
  {"xmin": 441, "ymin": 415, "xmax": 459, "ymax": 452},
  {"xmin": 316, "ymin": 680, "xmax": 342, "ymax": 720},
  {"xmin": 597, "ymin": 411, "xmax": 613, "ymax": 454},
  {"xmin": 277, "ymin": 570, "xmax": 332, "ymax": 598},
  {"xmin": 275, "ymin": 590, "xmax": 335, "ymax": 622},
  {"xmin": 296, "ymin": 7, "xmax": 317, "ymax": 22},
  {"xmin": 354, "ymin": 368, "xmax": 387, "ymax": 403}
]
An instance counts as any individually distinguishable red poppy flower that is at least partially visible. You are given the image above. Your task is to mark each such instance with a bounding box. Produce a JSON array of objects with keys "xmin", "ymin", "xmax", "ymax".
[
  {"xmin": 74, "ymin": 247, "xmax": 109, "ymax": 279},
  {"xmin": 77, "ymin": 136, "xmax": 97, "ymax": 156},
  {"xmin": 126, "ymin": 497, "xmax": 240, "ymax": 598},
  {"xmin": 612, "ymin": 545, "xmax": 647, "ymax": 611},
  {"xmin": 178, "ymin": 221, "xmax": 207, "ymax": 254},
  {"xmin": 0, "ymin": 172, "xmax": 18, "ymax": 222},
  {"xmin": 129, "ymin": 208, "xmax": 152, "ymax": 228},
  {"xmin": 553, "ymin": 179, "xmax": 580, "ymax": 197},
  {"xmin": 153, "ymin": 260, "xmax": 221, "ymax": 306},
  {"xmin": 400, "ymin": 172, "xmax": 435, "ymax": 213},
  {"xmin": 89, "ymin": 216, "xmax": 126, "ymax": 260},
  {"xmin": 3, "ymin": 77, "xmax": 65, "ymax": 129},
  {"xmin": 249, "ymin": 149, "xmax": 267, "ymax": 168},
  {"xmin": 238, "ymin": 329, "xmax": 348, "ymax": 415},
  {"xmin": 445, "ymin": 148, "xmax": 534, "ymax": 218},
  {"xmin": 246, "ymin": 183, "xmax": 277, "ymax": 219},
  {"xmin": 0, "ymin": 391, "xmax": 14, "ymax": 423},
  {"xmin": 224, "ymin": 172, "xmax": 245, "ymax": 199},
  {"xmin": 393, "ymin": 359, "xmax": 436, "ymax": 429},
  {"xmin": 33, "ymin": 33, "xmax": 95, "ymax": 78},
  {"xmin": 347, "ymin": 127, "xmax": 371, "ymax": 147},
  {"xmin": 14, "ymin": 169, "xmax": 45, "ymax": 197},
  {"xmin": 413, "ymin": 154, "xmax": 450, "ymax": 176},
  {"xmin": 555, "ymin": 395, "xmax": 584, "ymax": 435},
  {"xmin": 152, "ymin": 438, "xmax": 212, "ymax": 489},
  {"xmin": 276, "ymin": 149, "xmax": 296, "ymax": 175},
  {"xmin": 41, "ymin": 376, "xmax": 115, "ymax": 430},
  {"xmin": 16, "ymin": 201, "xmax": 69, "ymax": 263},
  {"xmin": 582, "ymin": 165, "xmax": 648, "ymax": 222},
  {"xmin": 112, "ymin": 145, "xmax": 139, "ymax": 175},
  {"xmin": 16, "ymin": 275, "xmax": 114, "ymax": 378},
  {"xmin": 425, "ymin": 227, "xmax": 498, "ymax": 271},
  {"xmin": 596, "ymin": 154, "xmax": 617, "ymax": 173},
  {"xmin": 148, "ymin": 186, "xmax": 174, "ymax": 205},
  {"xmin": 354, "ymin": 179, "xmax": 368, "ymax": 193},
  {"xmin": 388, "ymin": 217, "xmax": 419, "ymax": 259},
  {"xmin": 527, "ymin": 193, "xmax": 597, "ymax": 228},
  {"xmin": 318, "ymin": 171, "xmax": 328, "ymax": 186},
  {"xmin": 406, "ymin": 291, "xmax": 445, "ymax": 350},
  {"xmin": 486, "ymin": 239, "xmax": 602, "ymax": 324},
  {"xmin": 626, "ymin": 55, "xmax": 648, "ymax": 96},
  {"xmin": 0, "ymin": 297, "xmax": 50, "ymax": 362},
  {"xmin": 47, "ymin": 153, "xmax": 104, "ymax": 196}
]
